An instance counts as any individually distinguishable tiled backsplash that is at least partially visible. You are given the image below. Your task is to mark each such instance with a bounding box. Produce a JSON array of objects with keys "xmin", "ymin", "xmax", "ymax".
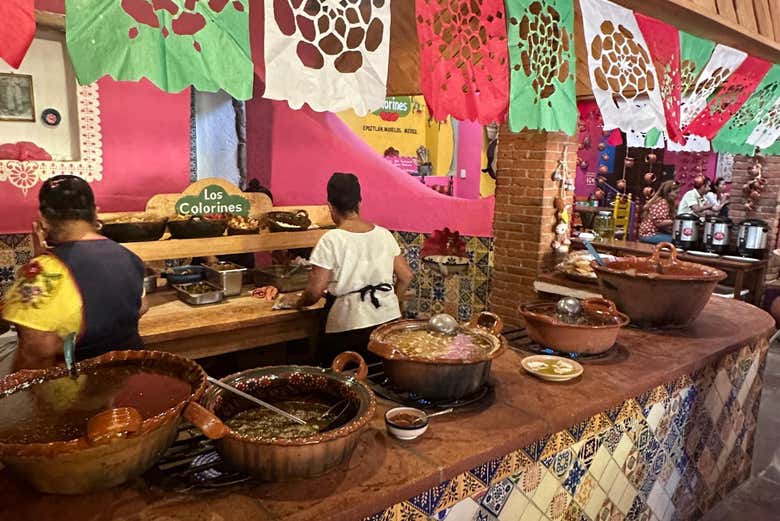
[
  {"xmin": 393, "ymin": 231, "xmax": 494, "ymax": 323},
  {"xmin": 0, "ymin": 234, "xmax": 33, "ymax": 297},
  {"xmin": 0, "ymin": 232, "xmax": 494, "ymax": 323},
  {"xmin": 366, "ymin": 339, "xmax": 768, "ymax": 521}
]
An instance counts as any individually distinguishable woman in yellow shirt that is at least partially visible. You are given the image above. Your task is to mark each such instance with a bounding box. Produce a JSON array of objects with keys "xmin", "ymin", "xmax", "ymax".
[{"xmin": 2, "ymin": 175, "xmax": 147, "ymax": 371}]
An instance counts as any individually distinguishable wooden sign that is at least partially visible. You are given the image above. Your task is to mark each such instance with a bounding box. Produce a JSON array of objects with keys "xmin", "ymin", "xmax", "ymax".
[
  {"xmin": 174, "ymin": 184, "xmax": 250, "ymax": 217},
  {"xmin": 144, "ymin": 178, "xmax": 273, "ymax": 218}
]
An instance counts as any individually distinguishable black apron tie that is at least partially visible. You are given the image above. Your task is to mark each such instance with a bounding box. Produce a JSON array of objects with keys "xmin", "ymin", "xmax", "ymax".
[{"xmin": 346, "ymin": 283, "xmax": 394, "ymax": 309}]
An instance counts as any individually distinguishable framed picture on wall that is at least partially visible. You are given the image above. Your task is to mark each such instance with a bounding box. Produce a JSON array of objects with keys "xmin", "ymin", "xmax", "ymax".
[{"xmin": 0, "ymin": 73, "xmax": 35, "ymax": 122}]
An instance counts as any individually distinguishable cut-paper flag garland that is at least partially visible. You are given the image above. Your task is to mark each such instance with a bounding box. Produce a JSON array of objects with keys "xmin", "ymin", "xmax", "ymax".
[
  {"xmin": 416, "ymin": 0, "xmax": 509, "ymax": 124},
  {"xmin": 263, "ymin": 0, "xmax": 392, "ymax": 115},
  {"xmin": 505, "ymin": 0, "xmax": 576, "ymax": 135},
  {"xmin": 66, "ymin": 0, "xmax": 254, "ymax": 100},
  {"xmin": 0, "ymin": 0, "xmax": 35, "ymax": 68}
]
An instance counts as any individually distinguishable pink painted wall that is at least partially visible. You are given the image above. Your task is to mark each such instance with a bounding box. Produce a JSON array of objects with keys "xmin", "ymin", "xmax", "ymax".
[
  {"xmin": 453, "ymin": 119, "xmax": 483, "ymax": 199},
  {"xmin": 0, "ymin": 1, "xmax": 192, "ymax": 234},
  {"xmin": 1, "ymin": 77, "xmax": 191, "ymax": 234},
  {"xmin": 247, "ymin": 98, "xmax": 495, "ymax": 237}
]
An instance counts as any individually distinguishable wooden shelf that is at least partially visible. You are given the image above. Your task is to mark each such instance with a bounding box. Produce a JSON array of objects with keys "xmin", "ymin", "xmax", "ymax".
[{"xmin": 122, "ymin": 229, "xmax": 327, "ymax": 261}]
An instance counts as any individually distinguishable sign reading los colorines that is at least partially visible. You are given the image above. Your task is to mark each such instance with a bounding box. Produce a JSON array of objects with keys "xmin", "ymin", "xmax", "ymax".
[{"xmin": 175, "ymin": 185, "xmax": 250, "ymax": 216}]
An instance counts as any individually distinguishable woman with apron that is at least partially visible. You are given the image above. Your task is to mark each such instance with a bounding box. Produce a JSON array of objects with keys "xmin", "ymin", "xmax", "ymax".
[
  {"xmin": 282, "ymin": 173, "xmax": 413, "ymax": 364},
  {"xmin": 2, "ymin": 175, "xmax": 147, "ymax": 371}
]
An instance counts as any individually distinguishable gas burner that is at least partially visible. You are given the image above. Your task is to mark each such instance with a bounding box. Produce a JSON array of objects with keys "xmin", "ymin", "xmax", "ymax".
[
  {"xmin": 144, "ymin": 429, "xmax": 250, "ymax": 491},
  {"xmin": 504, "ymin": 328, "xmax": 618, "ymax": 362},
  {"xmin": 367, "ymin": 373, "xmax": 495, "ymax": 413}
]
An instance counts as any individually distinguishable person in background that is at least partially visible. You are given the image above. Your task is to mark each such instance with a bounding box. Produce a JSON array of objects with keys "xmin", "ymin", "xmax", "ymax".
[
  {"xmin": 2, "ymin": 175, "xmax": 146, "ymax": 370},
  {"xmin": 705, "ymin": 177, "xmax": 730, "ymax": 218},
  {"xmin": 677, "ymin": 176, "xmax": 714, "ymax": 216},
  {"xmin": 639, "ymin": 180, "xmax": 680, "ymax": 245},
  {"xmin": 278, "ymin": 173, "xmax": 414, "ymax": 364}
]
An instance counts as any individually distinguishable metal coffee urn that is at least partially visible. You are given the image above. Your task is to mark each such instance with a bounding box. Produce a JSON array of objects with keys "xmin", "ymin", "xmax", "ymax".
[
  {"xmin": 673, "ymin": 214, "xmax": 700, "ymax": 250},
  {"xmin": 737, "ymin": 219, "xmax": 769, "ymax": 258},
  {"xmin": 703, "ymin": 217, "xmax": 730, "ymax": 254}
]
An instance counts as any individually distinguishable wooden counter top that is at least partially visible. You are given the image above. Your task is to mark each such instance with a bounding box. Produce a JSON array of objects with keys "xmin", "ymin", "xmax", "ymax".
[
  {"xmin": 0, "ymin": 298, "xmax": 774, "ymax": 520},
  {"xmin": 140, "ymin": 288, "xmax": 324, "ymax": 359}
]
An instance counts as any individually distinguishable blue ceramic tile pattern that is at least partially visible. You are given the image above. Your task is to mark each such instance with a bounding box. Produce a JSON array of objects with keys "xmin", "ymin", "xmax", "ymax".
[
  {"xmin": 392, "ymin": 231, "xmax": 493, "ymax": 321},
  {"xmin": 368, "ymin": 341, "xmax": 768, "ymax": 521}
]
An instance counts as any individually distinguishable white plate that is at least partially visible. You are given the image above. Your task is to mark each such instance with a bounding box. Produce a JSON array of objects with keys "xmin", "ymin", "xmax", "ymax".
[
  {"xmin": 521, "ymin": 355, "xmax": 583, "ymax": 382},
  {"xmin": 722, "ymin": 255, "xmax": 759, "ymax": 263},
  {"xmin": 686, "ymin": 250, "xmax": 720, "ymax": 258}
]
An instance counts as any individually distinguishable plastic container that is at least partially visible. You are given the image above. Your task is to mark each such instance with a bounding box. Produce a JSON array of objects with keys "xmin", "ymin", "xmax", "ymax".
[{"xmin": 593, "ymin": 211, "xmax": 614, "ymax": 240}]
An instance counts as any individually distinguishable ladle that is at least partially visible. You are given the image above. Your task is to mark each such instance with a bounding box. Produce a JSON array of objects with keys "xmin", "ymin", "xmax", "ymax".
[{"xmin": 206, "ymin": 376, "xmax": 307, "ymax": 425}]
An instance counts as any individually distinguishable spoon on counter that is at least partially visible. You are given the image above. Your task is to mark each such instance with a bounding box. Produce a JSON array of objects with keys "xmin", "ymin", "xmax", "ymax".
[{"xmin": 206, "ymin": 376, "xmax": 308, "ymax": 425}]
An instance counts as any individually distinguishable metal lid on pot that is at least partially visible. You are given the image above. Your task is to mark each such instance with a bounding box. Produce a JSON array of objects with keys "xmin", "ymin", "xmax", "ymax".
[{"xmin": 675, "ymin": 213, "xmax": 699, "ymax": 220}]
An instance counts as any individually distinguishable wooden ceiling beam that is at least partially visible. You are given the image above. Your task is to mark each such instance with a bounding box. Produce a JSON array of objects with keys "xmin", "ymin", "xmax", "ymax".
[{"xmin": 609, "ymin": 0, "xmax": 780, "ymax": 63}]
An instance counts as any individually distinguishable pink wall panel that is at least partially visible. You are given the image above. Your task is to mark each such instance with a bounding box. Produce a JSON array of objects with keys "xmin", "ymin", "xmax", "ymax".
[{"xmin": 248, "ymin": 98, "xmax": 494, "ymax": 237}]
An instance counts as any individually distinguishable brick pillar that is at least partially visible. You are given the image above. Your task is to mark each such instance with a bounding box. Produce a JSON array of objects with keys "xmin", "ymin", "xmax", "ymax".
[
  {"xmin": 729, "ymin": 155, "xmax": 780, "ymax": 278},
  {"xmin": 489, "ymin": 129, "xmax": 578, "ymax": 326}
]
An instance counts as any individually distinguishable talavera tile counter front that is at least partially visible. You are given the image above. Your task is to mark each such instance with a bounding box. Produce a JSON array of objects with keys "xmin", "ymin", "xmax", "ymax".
[{"xmin": 0, "ymin": 298, "xmax": 773, "ymax": 521}]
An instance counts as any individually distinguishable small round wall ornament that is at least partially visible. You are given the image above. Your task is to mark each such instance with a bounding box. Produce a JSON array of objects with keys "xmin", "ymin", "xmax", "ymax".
[{"xmin": 41, "ymin": 108, "xmax": 61, "ymax": 126}]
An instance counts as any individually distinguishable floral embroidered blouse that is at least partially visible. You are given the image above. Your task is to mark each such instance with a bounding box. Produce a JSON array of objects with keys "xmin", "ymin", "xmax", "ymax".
[
  {"xmin": 639, "ymin": 199, "xmax": 673, "ymax": 238},
  {"xmin": 2, "ymin": 255, "xmax": 83, "ymax": 340}
]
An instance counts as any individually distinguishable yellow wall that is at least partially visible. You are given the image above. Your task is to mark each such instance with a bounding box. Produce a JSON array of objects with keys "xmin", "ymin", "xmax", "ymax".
[{"xmin": 338, "ymin": 96, "xmax": 454, "ymax": 177}]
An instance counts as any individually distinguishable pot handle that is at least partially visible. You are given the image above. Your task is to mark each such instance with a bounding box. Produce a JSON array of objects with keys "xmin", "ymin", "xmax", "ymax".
[
  {"xmin": 582, "ymin": 298, "xmax": 617, "ymax": 315},
  {"xmin": 86, "ymin": 407, "xmax": 143, "ymax": 446},
  {"xmin": 651, "ymin": 242, "xmax": 677, "ymax": 264},
  {"xmin": 468, "ymin": 311, "xmax": 504, "ymax": 335},
  {"xmin": 331, "ymin": 351, "xmax": 369, "ymax": 381},
  {"xmin": 184, "ymin": 402, "xmax": 229, "ymax": 440}
]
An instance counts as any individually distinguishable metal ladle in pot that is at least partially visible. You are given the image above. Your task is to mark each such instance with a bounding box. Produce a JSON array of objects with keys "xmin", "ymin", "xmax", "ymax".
[
  {"xmin": 429, "ymin": 313, "xmax": 459, "ymax": 335},
  {"xmin": 207, "ymin": 376, "xmax": 308, "ymax": 425},
  {"xmin": 555, "ymin": 297, "xmax": 583, "ymax": 324}
]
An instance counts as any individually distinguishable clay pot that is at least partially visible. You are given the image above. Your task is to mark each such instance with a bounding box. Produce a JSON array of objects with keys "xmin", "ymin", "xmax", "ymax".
[
  {"xmin": 598, "ymin": 165, "xmax": 609, "ymax": 174},
  {"xmin": 616, "ymin": 179, "xmax": 627, "ymax": 191},
  {"xmin": 643, "ymin": 187, "xmax": 654, "ymax": 198},
  {"xmin": 592, "ymin": 242, "xmax": 726, "ymax": 328},
  {"xmin": 519, "ymin": 298, "xmax": 629, "ymax": 354},
  {"xmin": 579, "ymin": 160, "xmax": 589, "ymax": 170},
  {"xmin": 582, "ymin": 136, "xmax": 592, "ymax": 149},
  {"xmin": 594, "ymin": 189, "xmax": 605, "ymax": 200},
  {"xmin": 598, "ymin": 142, "xmax": 606, "ymax": 151},
  {"xmin": 601, "ymin": 153, "xmax": 610, "ymax": 161},
  {"xmin": 749, "ymin": 165, "xmax": 761, "ymax": 176},
  {"xmin": 203, "ymin": 352, "xmax": 376, "ymax": 481},
  {"xmin": 644, "ymin": 172, "xmax": 656, "ymax": 184},
  {"xmin": 646, "ymin": 153, "xmax": 657, "ymax": 164},
  {"xmin": 624, "ymin": 157, "xmax": 635, "ymax": 168},
  {"xmin": 750, "ymin": 190, "xmax": 761, "ymax": 202},
  {"xmin": 0, "ymin": 351, "xmax": 226, "ymax": 494}
]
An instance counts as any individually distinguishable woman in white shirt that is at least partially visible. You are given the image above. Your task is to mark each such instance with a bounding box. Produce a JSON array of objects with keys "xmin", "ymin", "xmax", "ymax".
[{"xmin": 284, "ymin": 173, "xmax": 413, "ymax": 364}]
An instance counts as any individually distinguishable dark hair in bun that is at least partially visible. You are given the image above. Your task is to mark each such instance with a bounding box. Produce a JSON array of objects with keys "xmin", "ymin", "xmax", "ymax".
[
  {"xmin": 327, "ymin": 173, "xmax": 361, "ymax": 214},
  {"xmin": 39, "ymin": 175, "xmax": 96, "ymax": 223}
]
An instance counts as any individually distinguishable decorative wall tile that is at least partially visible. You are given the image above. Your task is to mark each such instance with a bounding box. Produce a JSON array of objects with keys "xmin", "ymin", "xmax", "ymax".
[
  {"xmin": 0, "ymin": 234, "xmax": 32, "ymax": 297},
  {"xmin": 374, "ymin": 339, "xmax": 769, "ymax": 521},
  {"xmin": 392, "ymin": 231, "xmax": 493, "ymax": 323}
]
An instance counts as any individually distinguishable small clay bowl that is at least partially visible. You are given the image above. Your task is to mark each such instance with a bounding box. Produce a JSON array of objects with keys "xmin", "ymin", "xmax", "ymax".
[{"xmin": 385, "ymin": 407, "xmax": 429, "ymax": 440}]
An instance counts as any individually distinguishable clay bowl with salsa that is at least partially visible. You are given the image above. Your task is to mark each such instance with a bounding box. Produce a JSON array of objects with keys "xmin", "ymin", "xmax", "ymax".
[
  {"xmin": 519, "ymin": 298, "xmax": 629, "ymax": 355},
  {"xmin": 200, "ymin": 351, "xmax": 376, "ymax": 481},
  {"xmin": 592, "ymin": 242, "xmax": 726, "ymax": 328},
  {"xmin": 0, "ymin": 350, "xmax": 227, "ymax": 494},
  {"xmin": 368, "ymin": 311, "xmax": 507, "ymax": 401}
]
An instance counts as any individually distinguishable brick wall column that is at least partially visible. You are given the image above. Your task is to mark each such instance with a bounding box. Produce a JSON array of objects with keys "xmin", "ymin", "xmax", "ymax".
[
  {"xmin": 729, "ymin": 155, "xmax": 780, "ymax": 278},
  {"xmin": 489, "ymin": 129, "xmax": 578, "ymax": 326}
]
